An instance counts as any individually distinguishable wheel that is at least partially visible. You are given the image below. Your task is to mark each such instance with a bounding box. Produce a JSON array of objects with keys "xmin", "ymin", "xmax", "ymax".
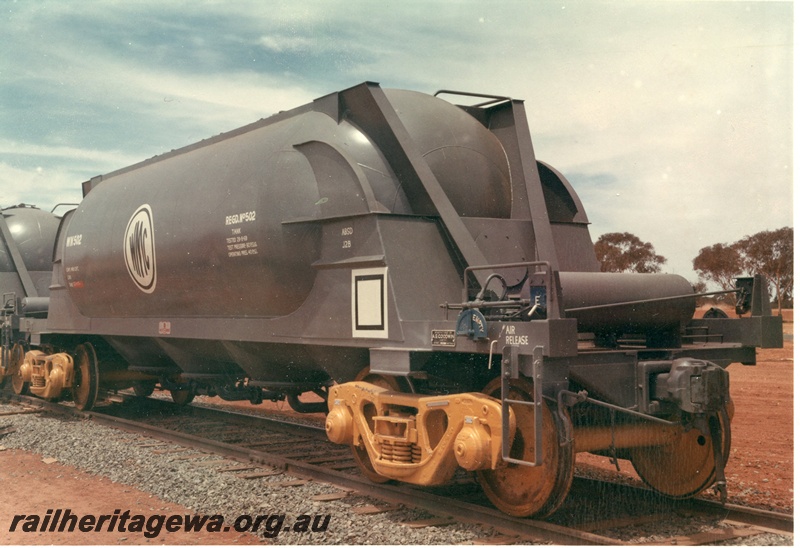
[
  {"xmin": 476, "ymin": 378, "xmax": 575, "ymax": 518},
  {"xmin": 72, "ymin": 343, "xmax": 100, "ymax": 411},
  {"xmin": 629, "ymin": 409, "xmax": 731, "ymax": 498},
  {"xmin": 170, "ymin": 388, "xmax": 195, "ymax": 405},
  {"xmin": 133, "ymin": 382, "xmax": 156, "ymax": 398},
  {"xmin": 0, "ymin": 343, "xmax": 19, "ymax": 389},
  {"xmin": 10, "ymin": 345, "xmax": 31, "ymax": 395},
  {"xmin": 11, "ymin": 368, "xmax": 29, "ymax": 395},
  {"xmin": 703, "ymin": 307, "xmax": 729, "ymax": 319},
  {"xmin": 349, "ymin": 368, "xmax": 408, "ymax": 484}
]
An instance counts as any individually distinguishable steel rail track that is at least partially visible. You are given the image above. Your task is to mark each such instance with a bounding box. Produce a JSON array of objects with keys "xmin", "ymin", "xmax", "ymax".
[
  {"xmin": 1, "ymin": 392, "xmax": 792, "ymax": 544},
  {"xmin": 156, "ymin": 397, "xmax": 797, "ymax": 538},
  {"xmin": 688, "ymin": 498, "xmax": 793, "ymax": 536},
  {"xmin": 570, "ymin": 476, "xmax": 793, "ymax": 537},
  {"xmin": 0, "ymin": 392, "xmax": 619, "ymax": 544}
]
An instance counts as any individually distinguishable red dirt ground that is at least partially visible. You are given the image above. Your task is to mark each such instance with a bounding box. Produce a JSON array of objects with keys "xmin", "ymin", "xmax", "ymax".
[
  {"xmin": 0, "ymin": 450, "xmax": 259, "ymax": 545},
  {"xmin": 576, "ymin": 307, "xmax": 794, "ymax": 512},
  {"xmin": 0, "ymin": 308, "xmax": 792, "ymax": 545},
  {"xmin": 725, "ymin": 343, "xmax": 794, "ymax": 511},
  {"xmin": 696, "ymin": 307, "xmax": 792, "ymax": 511}
]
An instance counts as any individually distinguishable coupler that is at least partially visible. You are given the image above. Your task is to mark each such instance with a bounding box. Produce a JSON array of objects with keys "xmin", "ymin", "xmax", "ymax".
[{"xmin": 326, "ymin": 381, "xmax": 515, "ymax": 485}]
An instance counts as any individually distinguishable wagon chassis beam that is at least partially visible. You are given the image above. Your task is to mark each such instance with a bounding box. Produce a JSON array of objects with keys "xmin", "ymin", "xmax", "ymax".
[
  {"xmin": 498, "ymin": 344, "xmax": 685, "ymax": 468},
  {"xmin": 499, "ymin": 347, "xmax": 729, "ymax": 465}
]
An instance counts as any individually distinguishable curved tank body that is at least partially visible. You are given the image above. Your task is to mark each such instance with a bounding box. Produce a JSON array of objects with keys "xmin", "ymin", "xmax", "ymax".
[
  {"xmin": 54, "ymin": 86, "xmax": 517, "ymax": 383},
  {"xmin": 62, "ymin": 89, "xmax": 511, "ymax": 320},
  {"xmin": 0, "ymin": 205, "xmax": 60, "ymax": 300},
  {"xmin": 48, "ymin": 82, "xmax": 701, "ymax": 388},
  {"xmin": 18, "ymin": 82, "xmax": 782, "ymax": 520}
]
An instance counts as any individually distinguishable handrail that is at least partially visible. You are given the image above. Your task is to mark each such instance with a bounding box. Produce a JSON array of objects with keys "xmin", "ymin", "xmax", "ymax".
[
  {"xmin": 462, "ymin": 261, "xmax": 551, "ymax": 303},
  {"xmin": 433, "ymin": 89, "xmax": 512, "ymax": 108}
]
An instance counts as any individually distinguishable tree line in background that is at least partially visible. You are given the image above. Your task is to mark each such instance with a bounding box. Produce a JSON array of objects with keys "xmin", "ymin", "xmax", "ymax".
[{"xmin": 594, "ymin": 227, "xmax": 793, "ymax": 311}]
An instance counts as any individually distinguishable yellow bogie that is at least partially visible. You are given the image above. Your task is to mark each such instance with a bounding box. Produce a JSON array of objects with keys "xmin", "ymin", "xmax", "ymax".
[
  {"xmin": 327, "ymin": 381, "xmax": 513, "ymax": 487},
  {"xmin": 15, "ymin": 350, "xmax": 75, "ymax": 400}
]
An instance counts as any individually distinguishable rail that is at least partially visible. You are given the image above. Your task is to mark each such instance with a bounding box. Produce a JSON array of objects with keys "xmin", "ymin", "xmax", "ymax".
[
  {"xmin": 0, "ymin": 391, "xmax": 623, "ymax": 544},
  {"xmin": 0, "ymin": 391, "xmax": 791, "ymax": 543}
]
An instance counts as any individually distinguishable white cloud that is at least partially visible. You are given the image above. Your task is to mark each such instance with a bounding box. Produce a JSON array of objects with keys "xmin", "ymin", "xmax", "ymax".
[
  {"xmin": 0, "ymin": 0, "xmax": 791, "ymax": 282},
  {"xmin": 0, "ymin": 139, "xmax": 141, "ymax": 166},
  {"xmin": 258, "ymin": 35, "xmax": 316, "ymax": 53},
  {"xmin": 0, "ymin": 162, "xmax": 83, "ymax": 210}
]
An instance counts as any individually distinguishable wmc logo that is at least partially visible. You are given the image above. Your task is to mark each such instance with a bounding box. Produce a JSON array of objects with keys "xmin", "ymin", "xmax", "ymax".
[{"xmin": 124, "ymin": 204, "xmax": 157, "ymax": 293}]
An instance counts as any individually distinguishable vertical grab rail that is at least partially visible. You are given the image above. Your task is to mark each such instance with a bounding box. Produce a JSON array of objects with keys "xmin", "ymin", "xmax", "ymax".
[
  {"xmin": 500, "ymin": 345, "xmax": 545, "ymax": 467},
  {"xmin": 460, "ymin": 261, "xmax": 559, "ymax": 469},
  {"xmin": 1, "ymin": 293, "xmax": 17, "ymax": 374}
]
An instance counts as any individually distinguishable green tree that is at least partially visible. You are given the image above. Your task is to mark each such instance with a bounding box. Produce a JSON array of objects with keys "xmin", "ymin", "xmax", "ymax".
[
  {"xmin": 736, "ymin": 227, "xmax": 793, "ymax": 312},
  {"xmin": 692, "ymin": 227, "xmax": 793, "ymax": 312},
  {"xmin": 692, "ymin": 243, "xmax": 743, "ymax": 302},
  {"xmin": 593, "ymin": 232, "xmax": 666, "ymax": 273}
]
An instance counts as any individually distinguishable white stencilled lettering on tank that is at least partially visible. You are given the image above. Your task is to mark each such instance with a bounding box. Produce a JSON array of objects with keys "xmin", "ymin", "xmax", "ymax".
[
  {"xmin": 124, "ymin": 204, "xmax": 157, "ymax": 294},
  {"xmin": 225, "ymin": 210, "xmax": 257, "ymax": 225}
]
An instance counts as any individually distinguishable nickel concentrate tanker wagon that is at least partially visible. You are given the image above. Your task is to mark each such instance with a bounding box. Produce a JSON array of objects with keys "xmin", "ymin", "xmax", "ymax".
[{"xmin": 1, "ymin": 82, "xmax": 782, "ymax": 517}]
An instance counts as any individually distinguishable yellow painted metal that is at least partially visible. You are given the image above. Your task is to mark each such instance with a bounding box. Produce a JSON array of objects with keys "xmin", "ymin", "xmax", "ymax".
[
  {"xmin": 629, "ymin": 406, "xmax": 733, "ymax": 499},
  {"xmin": 19, "ymin": 350, "xmax": 74, "ymax": 400},
  {"xmin": 573, "ymin": 423, "xmax": 682, "ymax": 453},
  {"xmin": 346, "ymin": 370, "xmax": 404, "ymax": 483},
  {"xmin": 454, "ymin": 419, "xmax": 495, "ymax": 471},
  {"xmin": 476, "ymin": 378, "xmax": 574, "ymax": 518},
  {"xmin": 1, "ymin": 343, "xmax": 25, "ymax": 378},
  {"xmin": 10, "ymin": 345, "xmax": 28, "ymax": 395},
  {"xmin": 327, "ymin": 381, "xmax": 514, "ymax": 486},
  {"xmin": 325, "ymin": 405, "xmax": 353, "ymax": 444}
]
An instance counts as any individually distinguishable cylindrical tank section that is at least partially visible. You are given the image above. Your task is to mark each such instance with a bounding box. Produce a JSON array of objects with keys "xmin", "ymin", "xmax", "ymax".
[
  {"xmin": 560, "ymin": 272, "xmax": 695, "ymax": 335},
  {"xmin": 62, "ymin": 115, "xmax": 378, "ymax": 318},
  {"xmin": 384, "ymin": 90, "xmax": 512, "ymax": 219},
  {"xmin": 0, "ymin": 205, "xmax": 60, "ymax": 299},
  {"xmin": 61, "ymin": 89, "xmax": 514, "ymax": 320}
]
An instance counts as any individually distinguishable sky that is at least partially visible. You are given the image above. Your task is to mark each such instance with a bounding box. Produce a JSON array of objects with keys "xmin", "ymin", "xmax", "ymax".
[{"xmin": 1, "ymin": 0, "xmax": 793, "ymax": 283}]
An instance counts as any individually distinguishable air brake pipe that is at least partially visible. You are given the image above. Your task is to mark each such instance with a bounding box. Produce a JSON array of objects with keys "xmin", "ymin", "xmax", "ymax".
[
  {"xmin": 444, "ymin": 289, "xmax": 736, "ymax": 312},
  {"xmin": 561, "ymin": 390, "xmax": 679, "ymax": 426},
  {"xmin": 564, "ymin": 289, "xmax": 738, "ymax": 313}
]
